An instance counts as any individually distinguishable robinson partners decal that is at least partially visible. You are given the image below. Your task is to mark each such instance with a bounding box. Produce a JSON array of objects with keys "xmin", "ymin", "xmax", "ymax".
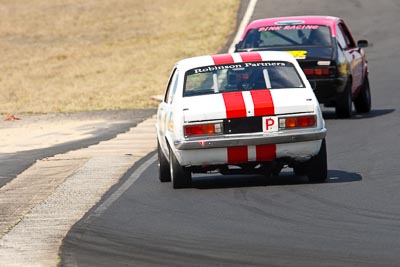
[{"xmin": 193, "ymin": 62, "xmax": 287, "ymax": 74}]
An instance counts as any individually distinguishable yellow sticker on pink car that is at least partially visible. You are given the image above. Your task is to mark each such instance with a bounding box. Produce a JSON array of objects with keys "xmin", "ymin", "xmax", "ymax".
[{"xmin": 287, "ymin": 50, "xmax": 307, "ymax": 60}]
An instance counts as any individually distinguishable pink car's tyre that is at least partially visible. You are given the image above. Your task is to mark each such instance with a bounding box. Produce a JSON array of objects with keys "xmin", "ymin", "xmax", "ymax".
[
  {"xmin": 336, "ymin": 80, "xmax": 353, "ymax": 118},
  {"xmin": 354, "ymin": 76, "xmax": 371, "ymax": 113}
]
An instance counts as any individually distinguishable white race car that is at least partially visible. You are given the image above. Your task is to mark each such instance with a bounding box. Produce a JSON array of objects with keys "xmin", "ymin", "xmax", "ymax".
[{"xmin": 157, "ymin": 51, "xmax": 327, "ymax": 188}]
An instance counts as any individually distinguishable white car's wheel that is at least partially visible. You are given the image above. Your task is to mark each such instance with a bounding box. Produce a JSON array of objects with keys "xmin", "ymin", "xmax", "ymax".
[
  {"xmin": 293, "ymin": 163, "xmax": 308, "ymax": 176},
  {"xmin": 157, "ymin": 140, "xmax": 171, "ymax": 182},
  {"xmin": 169, "ymin": 148, "xmax": 192, "ymax": 189},
  {"xmin": 307, "ymin": 139, "xmax": 328, "ymax": 182}
]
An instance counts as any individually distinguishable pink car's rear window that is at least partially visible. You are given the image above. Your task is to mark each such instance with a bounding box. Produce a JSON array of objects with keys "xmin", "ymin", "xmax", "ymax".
[{"xmin": 240, "ymin": 25, "xmax": 331, "ymax": 49}]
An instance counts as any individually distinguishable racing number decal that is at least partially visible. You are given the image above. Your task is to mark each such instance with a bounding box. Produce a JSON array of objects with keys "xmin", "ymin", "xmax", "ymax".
[
  {"xmin": 265, "ymin": 118, "xmax": 275, "ymax": 130},
  {"xmin": 263, "ymin": 116, "xmax": 278, "ymax": 132},
  {"xmin": 287, "ymin": 50, "xmax": 307, "ymax": 60}
]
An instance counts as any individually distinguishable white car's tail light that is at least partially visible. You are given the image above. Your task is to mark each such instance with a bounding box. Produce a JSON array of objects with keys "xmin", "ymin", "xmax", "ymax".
[
  {"xmin": 184, "ymin": 122, "xmax": 223, "ymax": 137},
  {"xmin": 279, "ymin": 115, "xmax": 316, "ymax": 129}
]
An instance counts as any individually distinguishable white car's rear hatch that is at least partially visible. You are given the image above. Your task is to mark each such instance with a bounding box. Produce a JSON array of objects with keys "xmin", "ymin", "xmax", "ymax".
[{"xmin": 182, "ymin": 88, "xmax": 315, "ymax": 123}]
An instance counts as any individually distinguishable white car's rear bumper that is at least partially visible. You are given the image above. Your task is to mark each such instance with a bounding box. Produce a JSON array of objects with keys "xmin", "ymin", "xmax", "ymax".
[
  {"xmin": 174, "ymin": 139, "xmax": 323, "ymax": 167},
  {"xmin": 174, "ymin": 128, "xmax": 326, "ymax": 150}
]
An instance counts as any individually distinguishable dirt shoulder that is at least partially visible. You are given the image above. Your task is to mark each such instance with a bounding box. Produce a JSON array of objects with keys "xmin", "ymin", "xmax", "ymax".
[
  {"xmin": 0, "ymin": 109, "xmax": 156, "ymax": 186},
  {"xmin": 0, "ymin": 114, "xmax": 158, "ymax": 267}
]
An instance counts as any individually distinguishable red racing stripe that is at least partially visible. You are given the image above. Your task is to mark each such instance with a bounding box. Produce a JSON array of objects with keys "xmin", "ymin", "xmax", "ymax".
[
  {"xmin": 250, "ymin": 89, "xmax": 275, "ymax": 116},
  {"xmin": 227, "ymin": 146, "xmax": 248, "ymax": 164},
  {"xmin": 211, "ymin": 54, "xmax": 234, "ymax": 65},
  {"xmin": 256, "ymin": 144, "xmax": 276, "ymax": 161},
  {"xmin": 239, "ymin": 52, "xmax": 262, "ymax": 62},
  {"xmin": 222, "ymin": 92, "xmax": 247, "ymax": 118}
]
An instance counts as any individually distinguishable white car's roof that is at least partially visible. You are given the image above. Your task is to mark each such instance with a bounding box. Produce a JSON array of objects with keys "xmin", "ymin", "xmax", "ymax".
[{"xmin": 176, "ymin": 51, "xmax": 299, "ymax": 72}]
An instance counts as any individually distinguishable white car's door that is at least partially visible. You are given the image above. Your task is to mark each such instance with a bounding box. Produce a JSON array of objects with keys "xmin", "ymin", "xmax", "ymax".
[{"xmin": 157, "ymin": 68, "xmax": 179, "ymax": 153}]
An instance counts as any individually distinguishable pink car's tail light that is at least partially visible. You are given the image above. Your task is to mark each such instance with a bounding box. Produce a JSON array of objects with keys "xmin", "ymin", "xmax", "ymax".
[{"xmin": 303, "ymin": 68, "xmax": 331, "ymax": 76}]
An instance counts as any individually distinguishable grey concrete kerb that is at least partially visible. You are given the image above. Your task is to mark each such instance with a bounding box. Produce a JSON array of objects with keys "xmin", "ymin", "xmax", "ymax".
[{"xmin": 0, "ymin": 115, "xmax": 157, "ymax": 267}]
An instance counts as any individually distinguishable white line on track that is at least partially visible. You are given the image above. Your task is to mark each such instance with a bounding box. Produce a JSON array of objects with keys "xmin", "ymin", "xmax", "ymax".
[
  {"xmin": 68, "ymin": 154, "xmax": 157, "ymax": 267},
  {"xmin": 87, "ymin": 154, "xmax": 156, "ymax": 220},
  {"xmin": 228, "ymin": 0, "xmax": 258, "ymax": 53}
]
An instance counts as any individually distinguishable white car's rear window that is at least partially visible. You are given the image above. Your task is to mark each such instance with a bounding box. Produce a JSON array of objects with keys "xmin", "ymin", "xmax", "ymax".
[{"xmin": 184, "ymin": 61, "xmax": 304, "ymax": 97}]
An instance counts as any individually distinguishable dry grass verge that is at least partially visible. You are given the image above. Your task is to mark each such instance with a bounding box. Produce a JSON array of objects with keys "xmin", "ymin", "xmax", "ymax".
[{"xmin": 0, "ymin": 0, "xmax": 239, "ymax": 113}]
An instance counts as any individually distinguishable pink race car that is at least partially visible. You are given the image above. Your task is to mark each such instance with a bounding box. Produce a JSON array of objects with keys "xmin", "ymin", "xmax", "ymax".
[{"xmin": 235, "ymin": 16, "xmax": 371, "ymax": 118}]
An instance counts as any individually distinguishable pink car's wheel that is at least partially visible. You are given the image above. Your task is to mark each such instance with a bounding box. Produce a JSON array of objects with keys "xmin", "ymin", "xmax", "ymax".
[
  {"xmin": 336, "ymin": 79, "xmax": 353, "ymax": 118},
  {"xmin": 354, "ymin": 76, "xmax": 371, "ymax": 113}
]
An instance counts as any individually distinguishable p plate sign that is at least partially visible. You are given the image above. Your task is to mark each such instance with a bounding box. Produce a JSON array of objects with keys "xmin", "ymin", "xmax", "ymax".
[{"xmin": 262, "ymin": 116, "xmax": 278, "ymax": 133}]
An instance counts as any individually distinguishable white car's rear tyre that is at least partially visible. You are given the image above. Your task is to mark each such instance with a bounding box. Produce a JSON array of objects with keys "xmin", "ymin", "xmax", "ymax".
[
  {"xmin": 157, "ymin": 140, "xmax": 171, "ymax": 182},
  {"xmin": 169, "ymin": 149, "xmax": 192, "ymax": 189},
  {"xmin": 293, "ymin": 164, "xmax": 308, "ymax": 176},
  {"xmin": 307, "ymin": 139, "xmax": 328, "ymax": 182}
]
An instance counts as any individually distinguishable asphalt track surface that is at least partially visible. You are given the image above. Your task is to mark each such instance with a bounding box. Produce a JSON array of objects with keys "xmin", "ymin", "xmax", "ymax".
[{"xmin": 61, "ymin": 1, "xmax": 400, "ymax": 266}]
